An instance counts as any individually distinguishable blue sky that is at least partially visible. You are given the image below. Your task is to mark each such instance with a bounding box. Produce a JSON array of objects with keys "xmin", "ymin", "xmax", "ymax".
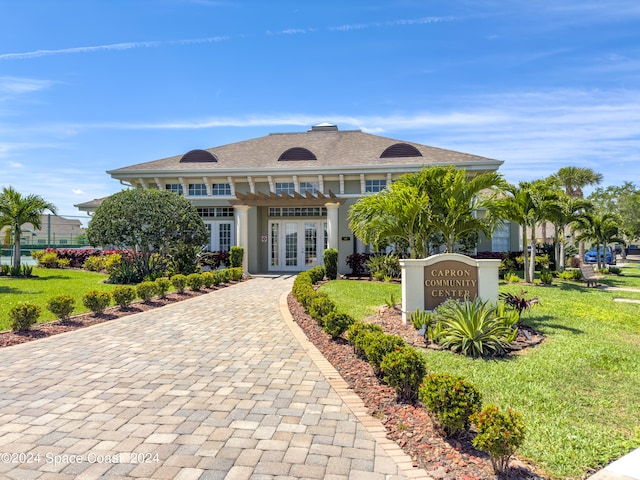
[{"xmin": 1, "ymin": 1, "xmax": 639, "ymax": 219}]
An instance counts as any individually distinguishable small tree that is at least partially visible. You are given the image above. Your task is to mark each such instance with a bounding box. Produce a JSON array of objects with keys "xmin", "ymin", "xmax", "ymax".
[{"xmin": 86, "ymin": 189, "xmax": 208, "ymax": 283}]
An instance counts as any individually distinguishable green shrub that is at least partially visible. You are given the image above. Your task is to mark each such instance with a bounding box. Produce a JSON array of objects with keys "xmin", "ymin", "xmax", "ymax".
[
  {"xmin": 155, "ymin": 277, "xmax": 171, "ymax": 298},
  {"xmin": 307, "ymin": 293, "xmax": 336, "ymax": 325},
  {"xmin": 419, "ymin": 373, "xmax": 482, "ymax": 437},
  {"xmin": 186, "ymin": 273, "xmax": 204, "ymax": 291},
  {"xmin": 9, "ymin": 302, "xmax": 42, "ymax": 331},
  {"xmin": 540, "ymin": 269, "xmax": 553, "ymax": 285},
  {"xmin": 293, "ymin": 272, "xmax": 316, "ymax": 307},
  {"xmin": 471, "ymin": 404, "xmax": 526, "ymax": 476},
  {"xmin": 230, "ymin": 246, "xmax": 244, "ymax": 268},
  {"xmin": 558, "ymin": 270, "xmax": 574, "ymax": 280},
  {"xmin": 201, "ymin": 271, "xmax": 215, "ymax": 288},
  {"xmin": 380, "ymin": 346, "xmax": 428, "ymax": 402},
  {"xmin": 171, "ymin": 274, "xmax": 187, "ymax": 294},
  {"xmin": 410, "ymin": 309, "xmax": 433, "ymax": 331},
  {"xmin": 136, "ymin": 281, "xmax": 158, "ymax": 302},
  {"xmin": 366, "ymin": 253, "xmax": 400, "ymax": 280},
  {"xmin": 0, "ymin": 264, "xmax": 10, "ymax": 276},
  {"xmin": 323, "ymin": 311, "xmax": 355, "ymax": 339},
  {"xmin": 504, "ymin": 272, "xmax": 521, "ymax": 283},
  {"xmin": 216, "ymin": 269, "xmax": 231, "ymax": 284},
  {"xmin": 112, "ymin": 285, "xmax": 137, "ymax": 307},
  {"xmin": 46, "ymin": 294, "xmax": 75, "ymax": 320},
  {"xmin": 57, "ymin": 258, "xmax": 71, "ymax": 268},
  {"xmin": 428, "ymin": 298, "xmax": 518, "ymax": 358},
  {"xmin": 83, "ymin": 255, "xmax": 106, "ymax": 272},
  {"xmin": 104, "ymin": 253, "xmax": 123, "ymax": 274},
  {"xmin": 346, "ymin": 322, "xmax": 384, "ymax": 356},
  {"xmin": 82, "ymin": 290, "xmax": 112, "ymax": 314},
  {"xmin": 229, "ymin": 267, "xmax": 243, "ymax": 281},
  {"xmin": 608, "ymin": 266, "xmax": 622, "ymax": 275},
  {"xmin": 360, "ymin": 331, "xmax": 406, "ymax": 374},
  {"xmin": 307, "ymin": 266, "xmax": 326, "ymax": 284},
  {"xmin": 21, "ymin": 265, "xmax": 34, "ymax": 277},
  {"xmin": 323, "ymin": 248, "xmax": 339, "ymax": 280}
]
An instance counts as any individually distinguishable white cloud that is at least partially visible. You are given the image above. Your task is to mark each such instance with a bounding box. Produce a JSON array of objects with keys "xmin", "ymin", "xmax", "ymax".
[
  {"xmin": 72, "ymin": 189, "xmax": 85, "ymax": 195},
  {"xmin": 0, "ymin": 76, "xmax": 52, "ymax": 94}
]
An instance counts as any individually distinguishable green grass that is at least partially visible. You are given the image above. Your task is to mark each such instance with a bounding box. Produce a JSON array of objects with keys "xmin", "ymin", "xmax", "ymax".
[
  {"xmin": 0, "ymin": 268, "xmax": 117, "ymax": 330},
  {"xmin": 319, "ymin": 267, "xmax": 640, "ymax": 479}
]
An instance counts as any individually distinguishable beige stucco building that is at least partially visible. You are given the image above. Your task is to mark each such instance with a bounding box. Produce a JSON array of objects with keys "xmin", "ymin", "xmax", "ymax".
[{"xmin": 77, "ymin": 124, "xmax": 519, "ymax": 274}]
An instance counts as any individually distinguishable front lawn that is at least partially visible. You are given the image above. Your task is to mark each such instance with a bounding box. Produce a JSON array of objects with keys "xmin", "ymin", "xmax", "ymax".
[
  {"xmin": 319, "ymin": 267, "xmax": 640, "ymax": 479},
  {"xmin": 0, "ymin": 268, "xmax": 116, "ymax": 330}
]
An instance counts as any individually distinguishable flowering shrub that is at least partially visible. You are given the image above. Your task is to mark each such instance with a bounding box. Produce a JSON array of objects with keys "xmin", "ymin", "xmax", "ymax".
[
  {"xmin": 46, "ymin": 294, "xmax": 75, "ymax": 320},
  {"xmin": 171, "ymin": 274, "xmax": 187, "ymax": 294},
  {"xmin": 112, "ymin": 285, "xmax": 137, "ymax": 307},
  {"xmin": 82, "ymin": 290, "xmax": 111, "ymax": 314},
  {"xmin": 136, "ymin": 281, "xmax": 158, "ymax": 302}
]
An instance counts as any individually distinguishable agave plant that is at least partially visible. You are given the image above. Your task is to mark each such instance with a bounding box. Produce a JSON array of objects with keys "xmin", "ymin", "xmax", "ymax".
[{"xmin": 428, "ymin": 298, "xmax": 519, "ymax": 358}]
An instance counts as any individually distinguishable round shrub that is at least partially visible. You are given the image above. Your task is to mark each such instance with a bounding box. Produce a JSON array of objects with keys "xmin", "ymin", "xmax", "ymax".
[
  {"xmin": 46, "ymin": 294, "xmax": 75, "ymax": 320},
  {"xmin": 186, "ymin": 273, "xmax": 204, "ymax": 291},
  {"xmin": 471, "ymin": 404, "xmax": 526, "ymax": 475},
  {"xmin": 136, "ymin": 281, "xmax": 158, "ymax": 302},
  {"xmin": 229, "ymin": 267, "xmax": 243, "ymax": 281},
  {"xmin": 171, "ymin": 274, "xmax": 187, "ymax": 294},
  {"xmin": 201, "ymin": 272, "xmax": 215, "ymax": 289},
  {"xmin": 155, "ymin": 277, "xmax": 171, "ymax": 298},
  {"xmin": 10, "ymin": 302, "xmax": 42, "ymax": 331},
  {"xmin": 380, "ymin": 346, "xmax": 428, "ymax": 402},
  {"xmin": 360, "ymin": 331, "xmax": 406, "ymax": 374},
  {"xmin": 419, "ymin": 373, "xmax": 482, "ymax": 437},
  {"xmin": 307, "ymin": 266, "xmax": 325, "ymax": 284},
  {"xmin": 323, "ymin": 311, "xmax": 355, "ymax": 339},
  {"xmin": 82, "ymin": 290, "xmax": 112, "ymax": 314},
  {"xmin": 83, "ymin": 255, "xmax": 106, "ymax": 272},
  {"xmin": 347, "ymin": 322, "xmax": 385, "ymax": 356},
  {"xmin": 112, "ymin": 285, "xmax": 137, "ymax": 307},
  {"xmin": 307, "ymin": 294, "xmax": 336, "ymax": 326}
]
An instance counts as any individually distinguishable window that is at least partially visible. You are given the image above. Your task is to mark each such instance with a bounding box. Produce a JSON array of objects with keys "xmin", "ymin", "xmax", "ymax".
[
  {"xmin": 197, "ymin": 207, "xmax": 234, "ymax": 218},
  {"xmin": 492, "ymin": 223, "xmax": 511, "ymax": 252},
  {"xmin": 165, "ymin": 184, "xmax": 184, "ymax": 195},
  {"xmin": 365, "ymin": 179, "xmax": 387, "ymax": 193},
  {"xmin": 59, "ymin": 239, "xmax": 68, "ymax": 245},
  {"xmin": 211, "ymin": 183, "xmax": 231, "ymax": 196},
  {"xmin": 188, "ymin": 183, "xmax": 208, "ymax": 196},
  {"xmin": 269, "ymin": 207, "xmax": 327, "ymax": 217},
  {"xmin": 275, "ymin": 182, "xmax": 295, "ymax": 195},
  {"xmin": 299, "ymin": 182, "xmax": 319, "ymax": 194}
]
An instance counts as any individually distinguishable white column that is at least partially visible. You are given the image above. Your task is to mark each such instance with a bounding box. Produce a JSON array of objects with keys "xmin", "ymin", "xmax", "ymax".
[
  {"xmin": 234, "ymin": 205, "xmax": 250, "ymax": 273},
  {"xmin": 325, "ymin": 203, "xmax": 340, "ymax": 250}
]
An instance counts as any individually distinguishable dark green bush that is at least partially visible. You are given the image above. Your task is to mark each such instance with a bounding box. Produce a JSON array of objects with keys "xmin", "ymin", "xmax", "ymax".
[
  {"xmin": 155, "ymin": 277, "xmax": 171, "ymax": 298},
  {"xmin": 419, "ymin": 373, "xmax": 482, "ymax": 437},
  {"xmin": 346, "ymin": 322, "xmax": 385, "ymax": 356},
  {"xmin": 10, "ymin": 302, "xmax": 42, "ymax": 331},
  {"xmin": 307, "ymin": 266, "xmax": 325, "ymax": 284},
  {"xmin": 380, "ymin": 346, "xmax": 428, "ymax": 402},
  {"xmin": 171, "ymin": 274, "xmax": 187, "ymax": 294},
  {"xmin": 136, "ymin": 281, "xmax": 158, "ymax": 302},
  {"xmin": 82, "ymin": 290, "xmax": 112, "ymax": 315},
  {"xmin": 112, "ymin": 285, "xmax": 137, "ymax": 307},
  {"xmin": 323, "ymin": 248, "xmax": 338, "ymax": 280},
  {"xmin": 186, "ymin": 273, "xmax": 204, "ymax": 291},
  {"xmin": 230, "ymin": 246, "xmax": 244, "ymax": 268},
  {"xmin": 46, "ymin": 294, "xmax": 75, "ymax": 320},
  {"xmin": 361, "ymin": 332, "xmax": 406, "ymax": 375},
  {"xmin": 471, "ymin": 404, "xmax": 526, "ymax": 476},
  {"xmin": 307, "ymin": 294, "xmax": 336, "ymax": 326},
  {"xmin": 323, "ymin": 311, "xmax": 355, "ymax": 339}
]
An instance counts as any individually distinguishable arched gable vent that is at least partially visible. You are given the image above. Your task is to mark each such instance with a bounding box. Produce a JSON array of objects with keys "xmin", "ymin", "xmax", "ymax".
[
  {"xmin": 380, "ymin": 143, "xmax": 422, "ymax": 158},
  {"xmin": 180, "ymin": 149, "xmax": 218, "ymax": 163},
  {"xmin": 278, "ymin": 147, "xmax": 317, "ymax": 161}
]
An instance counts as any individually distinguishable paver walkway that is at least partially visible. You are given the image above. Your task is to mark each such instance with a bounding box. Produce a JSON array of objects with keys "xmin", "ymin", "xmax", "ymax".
[{"xmin": 0, "ymin": 276, "xmax": 419, "ymax": 480}]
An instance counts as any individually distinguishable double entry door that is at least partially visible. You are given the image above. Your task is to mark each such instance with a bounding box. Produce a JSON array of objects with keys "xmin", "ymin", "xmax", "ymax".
[{"xmin": 269, "ymin": 220, "xmax": 327, "ymax": 271}]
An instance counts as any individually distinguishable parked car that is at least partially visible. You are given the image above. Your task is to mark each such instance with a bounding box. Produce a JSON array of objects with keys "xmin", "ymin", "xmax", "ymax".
[{"xmin": 584, "ymin": 246, "xmax": 616, "ymax": 265}]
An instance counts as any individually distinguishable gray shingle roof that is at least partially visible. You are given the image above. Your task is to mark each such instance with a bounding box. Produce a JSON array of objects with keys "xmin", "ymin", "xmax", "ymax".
[{"xmin": 107, "ymin": 129, "xmax": 502, "ymax": 174}]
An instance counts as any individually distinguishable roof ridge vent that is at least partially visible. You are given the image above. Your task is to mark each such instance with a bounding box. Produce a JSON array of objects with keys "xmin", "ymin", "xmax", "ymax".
[{"xmin": 309, "ymin": 123, "xmax": 338, "ymax": 132}]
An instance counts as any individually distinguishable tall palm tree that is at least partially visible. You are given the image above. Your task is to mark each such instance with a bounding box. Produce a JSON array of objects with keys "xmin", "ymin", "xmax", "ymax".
[
  {"xmin": 573, "ymin": 212, "xmax": 624, "ymax": 270},
  {"xmin": 0, "ymin": 186, "xmax": 57, "ymax": 270},
  {"xmin": 399, "ymin": 166, "xmax": 506, "ymax": 253},
  {"xmin": 553, "ymin": 166, "xmax": 603, "ymax": 261},
  {"xmin": 546, "ymin": 194, "xmax": 592, "ymax": 271}
]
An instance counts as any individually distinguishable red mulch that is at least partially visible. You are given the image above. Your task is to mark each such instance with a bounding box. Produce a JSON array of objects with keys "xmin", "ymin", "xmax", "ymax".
[{"xmin": 287, "ymin": 293, "xmax": 549, "ymax": 480}]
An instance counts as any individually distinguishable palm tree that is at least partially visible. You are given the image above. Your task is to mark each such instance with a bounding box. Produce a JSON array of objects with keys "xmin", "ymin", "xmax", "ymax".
[
  {"xmin": 573, "ymin": 212, "xmax": 625, "ymax": 270},
  {"xmin": 348, "ymin": 180, "xmax": 432, "ymax": 258},
  {"xmin": 0, "ymin": 186, "xmax": 57, "ymax": 270},
  {"xmin": 553, "ymin": 166, "xmax": 603, "ymax": 261},
  {"xmin": 399, "ymin": 166, "xmax": 506, "ymax": 253},
  {"xmin": 546, "ymin": 194, "xmax": 592, "ymax": 271}
]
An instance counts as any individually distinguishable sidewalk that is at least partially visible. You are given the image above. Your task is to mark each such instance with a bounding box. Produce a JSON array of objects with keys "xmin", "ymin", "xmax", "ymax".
[{"xmin": 0, "ymin": 275, "xmax": 421, "ymax": 479}]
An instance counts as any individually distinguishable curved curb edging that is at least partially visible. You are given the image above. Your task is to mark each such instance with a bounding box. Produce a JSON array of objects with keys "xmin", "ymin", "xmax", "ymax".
[{"xmin": 278, "ymin": 290, "xmax": 431, "ymax": 479}]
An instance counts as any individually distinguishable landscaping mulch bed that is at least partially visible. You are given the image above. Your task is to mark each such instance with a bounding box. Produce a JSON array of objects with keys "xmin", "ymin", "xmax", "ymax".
[
  {"xmin": 0, "ymin": 284, "xmax": 238, "ymax": 348},
  {"xmin": 288, "ymin": 293, "xmax": 548, "ymax": 480}
]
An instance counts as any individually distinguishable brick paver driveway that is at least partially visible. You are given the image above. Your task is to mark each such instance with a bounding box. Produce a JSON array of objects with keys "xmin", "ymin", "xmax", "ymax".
[{"xmin": 0, "ymin": 276, "xmax": 416, "ymax": 480}]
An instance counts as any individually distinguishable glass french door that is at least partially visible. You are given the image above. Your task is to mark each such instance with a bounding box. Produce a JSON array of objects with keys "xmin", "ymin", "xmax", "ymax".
[
  {"xmin": 206, "ymin": 221, "xmax": 235, "ymax": 251},
  {"xmin": 269, "ymin": 220, "xmax": 327, "ymax": 271}
]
